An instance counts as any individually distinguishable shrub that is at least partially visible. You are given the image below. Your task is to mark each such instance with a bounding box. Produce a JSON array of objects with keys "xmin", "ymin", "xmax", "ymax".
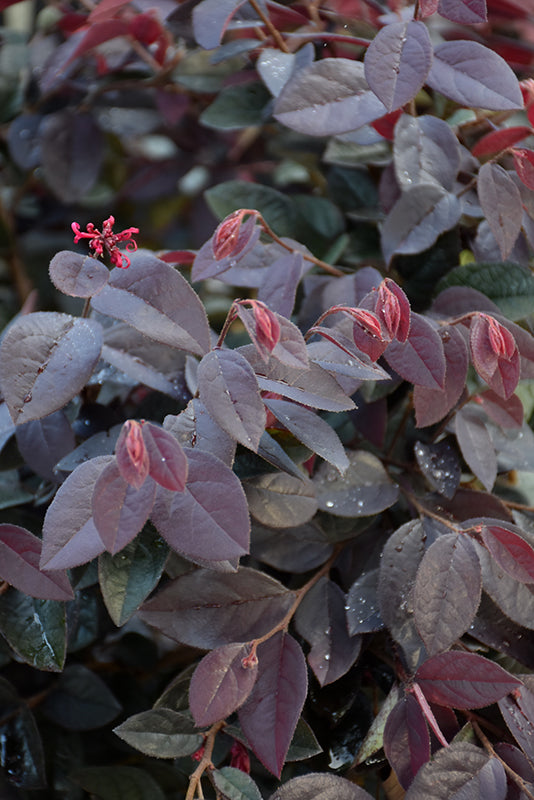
[{"xmin": 1, "ymin": 0, "xmax": 534, "ymax": 798}]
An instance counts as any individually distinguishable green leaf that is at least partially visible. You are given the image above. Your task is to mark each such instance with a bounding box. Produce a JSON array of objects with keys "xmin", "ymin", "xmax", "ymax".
[
  {"xmin": 0, "ymin": 590, "xmax": 66, "ymax": 671},
  {"xmin": 205, "ymin": 180, "xmax": 297, "ymax": 238},
  {"xmin": 73, "ymin": 766, "xmax": 166, "ymax": 800},
  {"xmin": 42, "ymin": 664, "xmax": 122, "ymax": 730},
  {"xmin": 0, "ymin": 677, "xmax": 46, "ymax": 789},
  {"xmin": 437, "ymin": 261, "xmax": 534, "ymax": 321},
  {"xmin": 293, "ymin": 194, "xmax": 345, "ymax": 240},
  {"xmin": 0, "ymin": 469, "xmax": 33, "ymax": 509},
  {"xmin": 113, "ymin": 709, "xmax": 203, "ymax": 758},
  {"xmin": 99, "ymin": 525, "xmax": 169, "ymax": 626},
  {"xmin": 153, "ymin": 664, "xmax": 196, "ymax": 712},
  {"xmin": 213, "ymin": 767, "xmax": 262, "ymax": 800},
  {"xmin": 286, "ymin": 717, "xmax": 323, "ymax": 761},
  {"xmin": 200, "ymin": 82, "xmax": 272, "ymax": 130}
]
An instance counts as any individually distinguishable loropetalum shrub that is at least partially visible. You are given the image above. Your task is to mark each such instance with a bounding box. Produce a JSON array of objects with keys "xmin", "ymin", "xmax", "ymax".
[{"xmin": 2, "ymin": 0, "xmax": 534, "ymax": 799}]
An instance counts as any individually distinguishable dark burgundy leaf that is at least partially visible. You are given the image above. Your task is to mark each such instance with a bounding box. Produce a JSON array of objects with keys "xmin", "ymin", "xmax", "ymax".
[
  {"xmin": 238, "ymin": 632, "xmax": 307, "ymax": 776},
  {"xmin": 393, "ymin": 114, "xmax": 460, "ymax": 191},
  {"xmin": 438, "ymin": 0, "xmax": 487, "ymax": 22},
  {"xmin": 498, "ymin": 687, "xmax": 534, "ymax": 764},
  {"xmin": 263, "ymin": 397, "xmax": 349, "ymax": 473},
  {"xmin": 413, "ymin": 325, "xmax": 468, "ymax": 428},
  {"xmin": 40, "ymin": 112, "xmax": 104, "ymax": 203},
  {"xmin": 381, "ymin": 184, "xmax": 461, "ymax": 266},
  {"xmin": 476, "ymin": 390, "xmax": 523, "ymax": 429},
  {"xmin": 383, "ymin": 694, "xmax": 430, "ymax": 790},
  {"xmin": 494, "ymin": 743, "xmax": 534, "ymax": 797},
  {"xmin": 15, "ymin": 410, "xmax": 75, "ymax": 482},
  {"xmin": 64, "ymin": 19, "xmax": 129, "ymax": 62},
  {"xmin": 138, "ymin": 567, "xmax": 296, "ymax": 648},
  {"xmin": 197, "ymin": 349, "xmax": 266, "ymax": 451},
  {"xmin": 141, "ymin": 422, "xmax": 188, "ymax": 492},
  {"xmin": 295, "ymin": 577, "xmax": 361, "ymax": 686},
  {"xmin": 455, "ymin": 407, "xmax": 497, "ymax": 491},
  {"xmin": 345, "ymin": 569, "xmax": 383, "ymax": 635},
  {"xmin": 40, "ymin": 456, "xmax": 111, "ymax": 570},
  {"xmin": 405, "ymin": 742, "xmax": 491, "ymax": 800},
  {"xmin": 414, "ymin": 440, "xmax": 460, "ymax": 499},
  {"xmin": 385, "ymin": 312, "xmax": 446, "ymax": 390},
  {"xmin": 413, "ymin": 534, "xmax": 481, "ymax": 655},
  {"xmin": 426, "ymin": 41, "xmax": 523, "ymax": 111},
  {"xmin": 257, "ymin": 253, "xmax": 303, "ymax": 317},
  {"xmin": 189, "ymin": 643, "xmax": 258, "ymax": 727},
  {"xmin": 481, "ymin": 525, "xmax": 534, "ymax": 583},
  {"xmin": 476, "ymin": 538, "xmax": 534, "ymax": 629},
  {"xmin": 267, "ymin": 773, "xmax": 375, "ymax": 800},
  {"xmin": 274, "ymin": 59, "xmax": 387, "ymax": 137},
  {"xmin": 192, "ymin": 0, "xmax": 247, "ymax": 49},
  {"xmin": 478, "ymin": 162, "xmax": 522, "ymax": 259},
  {"xmin": 49, "ymin": 251, "xmax": 109, "ymax": 298},
  {"xmin": 513, "ymin": 148, "xmax": 534, "ymax": 191},
  {"xmin": 91, "ymin": 254, "xmax": 211, "ymax": 357},
  {"xmin": 313, "ymin": 449, "xmax": 398, "ymax": 517},
  {"xmin": 364, "ymin": 22, "xmax": 432, "ymax": 112},
  {"xmin": 0, "ymin": 312, "xmax": 102, "ymax": 425},
  {"xmin": 469, "ymin": 593, "xmax": 534, "ymax": 670},
  {"xmin": 469, "ymin": 313, "xmax": 520, "ymax": 399},
  {"xmin": 244, "ymin": 472, "xmax": 317, "ymax": 528},
  {"xmin": 91, "ymin": 461, "xmax": 156, "ymax": 555},
  {"xmin": 150, "ymin": 448, "xmax": 249, "ymax": 566},
  {"xmin": 415, "ymin": 651, "xmax": 521, "ymax": 708},
  {"xmin": 251, "ymin": 520, "xmax": 333, "ymax": 574},
  {"xmin": 0, "ymin": 525, "xmax": 73, "ymax": 601}
]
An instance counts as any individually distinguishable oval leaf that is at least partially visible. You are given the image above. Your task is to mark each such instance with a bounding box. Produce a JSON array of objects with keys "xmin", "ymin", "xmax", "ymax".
[
  {"xmin": 245, "ymin": 472, "xmax": 318, "ymax": 528},
  {"xmin": 49, "ymin": 250, "xmax": 109, "ymax": 298},
  {"xmin": 385, "ymin": 312, "xmax": 446, "ymax": 390},
  {"xmin": 383, "ymin": 695, "xmax": 430, "ymax": 790},
  {"xmin": 0, "ymin": 312, "xmax": 102, "ymax": 425},
  {"xmin": 313, "ymin": 449, "xmax": 398, "ymax": 517},
  {"xmin": 189, "ymin": 642, "xmax": 258, "ymax": 727},
  {"xmin": 268, "ymin": 773, "xmax": 374, "ymax": 800},
  {"xmin": 481, "ymin": 524, "xmax": 534, "ymax": 584},
  {"xmin": 0, "ymin": 525, "xmax": 73, "ymax": 601},
  {"xmin": 113, "ymin": 709, "xmax": 202, "ymax": 758},
  {"xmin": 478, "ymin": 162, "xmax": 522, "ymax": 259}
]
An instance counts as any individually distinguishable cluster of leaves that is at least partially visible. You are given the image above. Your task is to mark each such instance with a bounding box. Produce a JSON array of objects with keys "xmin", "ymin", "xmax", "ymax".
[{"xmin": 2, "ymin": 0, "xmax": 534, "ymax": 798}]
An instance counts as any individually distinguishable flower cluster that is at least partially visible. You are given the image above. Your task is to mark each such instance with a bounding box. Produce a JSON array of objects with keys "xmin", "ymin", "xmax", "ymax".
[{"xmin": 71, "ymin": 216, "xmax": 139, "ymax": 268}]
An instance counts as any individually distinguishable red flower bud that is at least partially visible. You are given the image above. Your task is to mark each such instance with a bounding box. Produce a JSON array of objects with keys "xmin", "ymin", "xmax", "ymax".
[
  {"xmin": 212, "ymin": 209, "xmax": 259, "ymax": 261},
  {"xmin": 115, "ymin": 420, "xmax": 150, "ymax": 489},
  {"xmin": 470, "ymin": 313, "xmax": 519, "ymax": 399}
]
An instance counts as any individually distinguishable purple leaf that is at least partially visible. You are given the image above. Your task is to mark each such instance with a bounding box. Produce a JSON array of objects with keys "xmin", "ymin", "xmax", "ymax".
[
  {"xmin": 40, "ymin": 456, "xmax": 111, "ymax": 570},
  {"xmin": 295, "ymin": 577, "xmax": 361, "ymax": 686},
  {"xmin": 477, "ymin": 163, "xmax": 522, "ymax": 259},
  {"xmin": 192, "ymin": 0, "xmax": 248, "ymax": 49},
  {"xmin": 263, "ymin": 397, "xmax": 349, "ymax": 473},
  {"xmin": 15, "ymin": 410, "xmax": 75, "ymax": 482},
  {"xmin": 385, "ymin": 312, "xmax": 446, "ymax": 390},
  {"xmin": 271, "ymin": 315, "xmax": 309, "ymax": 369},
  {"xmin": 426, "ymin": 41, "xmax": 524, "ymax": 111},
  {"xmin": 383, "ymin": 695, "xmax": 430, "ymax": 790},
  {"xmin": 189, "ymin": 643, "xmax": 258, "ymax": 727},
  {"xmin": 0, "ymin": 312, "xmax": 102, "ymax": 425},
  {"xmin": 197, "ymin": 349, "xmax": 266, "ymax": 451},
  {"xmin": 437, "ymin": 0, "xmax": 487, "ymax": 24},
  {"xmin": 476, "ymin": 390, "xmax": 523, "ymax": 429},
  {"xmin": 240, "ymin": 345, "xmax": 356, "ymax": 412},
  {"xmin": 150, "ymin": 448, "xmax": 249, "ymax": 565},
  {"xmin": 364, "ymin": 21, "xmax": 432, "ymax": 112},
  {"xmin": 91, "ymin": 461, "xmax": 156, "ymax": 555},
  {"xmin": 40, "ymin": 111, "xmax": 104, "ymax": 203},
  {"xmin": 476, "ymin": 537, "xmax": 534, "ymax": 629},
  {"xmin": 192, "ymin": 216, "xmax": 261, "ymax": 282},
  {"xmin": 405, "ymin": 743, "xmax": 502, "ymax": 800},
  {"xmin": 455, "ymin": 407, "xmax": 497, "ymax": 491},
  {"xmin": 90, "ymin": 254, "xmax": 211, "ymax": 357},
  {"xmin": 257, "ymin": 252, "xmax": 303, "ymax": 317},
  {"xmin": 164, "ymin": 400, "xmax": 236, "ymax": 468},
  {"xmin": 0, "ymin": 525, "xmax": 73, "ymax": 601},
  {"xmin": 49, "ymin": 251, "xmax": 109, "ymax": 298},
  {"xmin": 251, "ymin": 520, "xmax": 332, "ymax": 574},
  {"xmin": 413, "ymin": 534, "xmax": 481, "ymax": 656},
  {"xmin": 238, "ymin": 632, "xmax": 307, "ymax": 776},
  {"xmin": 244, "ymin": 472, "xmax": 318, "ymax": 528},
  {"xmin": 273, "ymin": 59, "xmax": 387, "ymax": 137},
  {"xmin": 313, "ymin": 449, "xmax": 398, "ymax": 517},
  {"xmin": 381, "ymin": 184, "xmax": 461, "ymax": 265},
  {"xmin": 393, "ymin": 114, "xmax": 460, "ymax": 191},
  {"xmin": 498, "ymin": 686, "xmax": 534, "ymax": 764},
  {"xmin": 345, "ymin": 569, "xmax": 383, "ymax": 635},
  {"xmin": 267, "ymin": 773, "xmax": 375, "ymax": 800},
  {"xmin": 142, "ymin": 422, "xmax": 188, "ymax": 492},
  {"xmin": 7, "ymin": 113, "xmax": 43, "ymax": 170},
  {"xmin": 413, "ymin": 439, "xmax": 460, "ymax": 499},
  {"xmin": 415, "ymin": 651, "xmax": 521, "ymax": 709},
  {"xmin": 481, "ymin": 525, "xmax": 534, "ymax": 584},
  {"xmin": 138, "ymin": 567, "xmax": 296, "ymax": 649}
]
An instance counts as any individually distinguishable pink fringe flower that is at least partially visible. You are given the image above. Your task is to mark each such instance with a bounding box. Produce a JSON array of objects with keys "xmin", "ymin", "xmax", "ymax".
[{"xmin": 71, "ymin": 216, "xmax": 139, "ymax": 268}]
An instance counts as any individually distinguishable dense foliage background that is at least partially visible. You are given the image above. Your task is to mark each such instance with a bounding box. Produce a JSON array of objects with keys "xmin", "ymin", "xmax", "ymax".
[{"xmin": 1, "ymin": 0, "xmax": 534, "ymax": 798}]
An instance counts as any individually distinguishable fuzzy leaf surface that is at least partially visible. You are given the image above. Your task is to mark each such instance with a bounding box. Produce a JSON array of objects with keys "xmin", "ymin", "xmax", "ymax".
[
  {"xmin": 189, "ymin": 643, "xmax": 258, "ymax": 727},
  {"xmin": 438, "ymin": 0, "xmax": 487, "ymax": 23},
  {"xmin": 405, "ymin": 742, "xmax": 496, "ymax": 800},
  {"xmin": 49, "ymin": 250, "xmax": 109, "ymax": 298},
  {"xmin": 0, "ymin": 525, "xmax": 73, "ymax": 601},
  {"xmin": 138, "ymin": 567, "xmax": 296, "ymax": 648},
  {"xmin": 383, "ymin": 694, "xmax": 430, "ymax": 790},
  {"xmin": 364, "ymin": 22, "xmax": 432, "ymax": 112},
  {"xmin": 477, "ymin": 540, "xmax": 534, "ymax": 629},
  {"xmin": 268, "ymin": 773, "xmax": 374, "ymax": 800},
  {"xmin": 90, "ymin": 254, "xmax": 210, "ymax": 357},
  {"xmin": 113, "ymin": 709, "xmax": 202, "ymax": 758},
  {"xmin": 385, "ymin": 312, "xmax": 446, "ymax": 390},
  {"xmin": 239, "ymin": 632, "xmax": 307, "ymax": 776},
  {"xmin": 198, "ymin": 349, "xmax": 266, "ymax": 451},
  {"xmin": 413, "ymin": 534, "xmax": 481, "ymax": 655},
  {"xmin": 0, "ymin": 312, "xmax": 102, "ymax": 425},
  {"xmin": 213, "ymin": 767, "xmax": 262, "ymax": 800},
  {"xmin": 481, "ymin": 525, "xmax": 534, "ymax": 584}
]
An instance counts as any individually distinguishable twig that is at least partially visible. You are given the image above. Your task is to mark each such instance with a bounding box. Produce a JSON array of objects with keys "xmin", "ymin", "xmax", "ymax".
[
  {"xmin": 248, "ymin": 0, "xmax": 290, "ymax": 53},
  {"xmin": 471, "ymin": 719, "xmax": 534, "ymax": 800},
  {"xmin": 185, "ymin": 721, "xmax": 225, "ymax": 800}
]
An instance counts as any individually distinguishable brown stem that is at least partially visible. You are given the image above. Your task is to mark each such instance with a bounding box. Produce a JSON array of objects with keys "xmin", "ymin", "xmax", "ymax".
[
  {"xmin": 471, "ymin": 719, "xmax": 534, "ymax": 800},
  {"xmin": 248, "ymin": 0, "xmax": 290, "ymax": 53},
  {"xmin": 400, "ymin": 487, "xmax": 461, "ymax": 532},
  {"xmin": 259, "ymin": 217, "xmax": 345, "ymax": 277},
  {"xmin": 185, "ymin": 721, "xmax": 225, "ymax": 800}
]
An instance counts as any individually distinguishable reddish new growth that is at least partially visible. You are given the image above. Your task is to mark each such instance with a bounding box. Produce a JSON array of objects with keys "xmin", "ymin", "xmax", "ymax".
[{"xmin": 71, "ymin": 216, "xmax": 139, "ymax": 268}]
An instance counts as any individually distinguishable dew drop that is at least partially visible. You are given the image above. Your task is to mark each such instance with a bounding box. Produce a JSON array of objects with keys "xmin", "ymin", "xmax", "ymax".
[{"xmin": 325, "ymin": 500, "xmax": 334, "ymax": 508}]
